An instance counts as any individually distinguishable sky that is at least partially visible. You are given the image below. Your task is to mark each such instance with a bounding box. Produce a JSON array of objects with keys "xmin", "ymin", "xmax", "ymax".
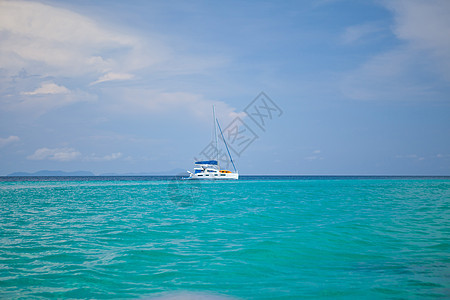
[{"xmin": 0, "ymin": 0, "xmax": 449, "ymax": 175}]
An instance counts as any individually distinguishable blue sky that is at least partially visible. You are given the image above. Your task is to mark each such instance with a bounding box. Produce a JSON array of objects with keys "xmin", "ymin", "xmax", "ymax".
[{"xmin": 1, "ymin": 0, "xmax": 449, "ymax": 175}]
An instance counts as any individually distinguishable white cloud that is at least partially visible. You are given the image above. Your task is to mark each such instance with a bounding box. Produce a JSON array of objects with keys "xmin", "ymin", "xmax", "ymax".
[
  {"xmin": 0, "ymin": 0, "xmax": 224, "ymax": 80},
  {"xmin": 0, "ymin": 136, "xmax": 20, "ymax": 147},
  {"xmin": 27, "ymin": 147, "xmax": 125, "ymax": 162},
  {"xmin": 385, "ymin": 0, "xmax": 450, "ymax": 80},
  {"xmin": 4, "ymin": 89, "xmax": 97, "ymax": 117},
  {"xmin": 90, "ymin": 72, "xmax": 134, "ymax": 85},
  {"xmin": 27, "ymin": 147, "xmax": 81, "ymax": 161},
  {"xmin": 386, "ymin": 0, "xmax": 450, "ymax": 52},
  {"xmin": 0, "ymin": 0, "xmax": 230, "ymax": 118},
  {"xmin": 0, "ymin": 0, "xmax": 176, "ymax": 113},
  {"xmin": 340, "ymin": 0, "xmax": 450, "ymax": 101},
  {"xmin": 0, "ymin": 1, "xmax": 164, "ymax": 77},
  {"xmin": 340, "ymin": 47, "xmax": 434, "ymax": 100},
  {"xmin": 84, "ymin": 152, "xmax": 123, "ymax": 162},
  {"xmin": 305, "ymin": 156, "xmax": 321, "ymax": 161},
  {"xmin": 104, "ymin": 89, "xmax": 242, "ymax": 124},
  {"xmin": 22, "ymin": 82, "xmax": 69, "ymax": 95},
  {"xmin": 305, "ymin": 150, "xmax": 323, "ymax": 161},
  {"xmin": 0, "ymin": 0, "xmax": 148, "ymax": 116}
]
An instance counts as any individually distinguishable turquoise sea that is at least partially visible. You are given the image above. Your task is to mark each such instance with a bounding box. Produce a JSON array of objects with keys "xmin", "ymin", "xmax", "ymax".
[{"xmin": 1, "ymin": 176, "xmax": 449, "ymax": 299}]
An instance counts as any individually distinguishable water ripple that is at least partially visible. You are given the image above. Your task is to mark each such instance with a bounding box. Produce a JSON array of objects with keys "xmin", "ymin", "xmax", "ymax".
[{"xmin": 1, "ymin": 178, "xmax": 449, "ymax": 298}]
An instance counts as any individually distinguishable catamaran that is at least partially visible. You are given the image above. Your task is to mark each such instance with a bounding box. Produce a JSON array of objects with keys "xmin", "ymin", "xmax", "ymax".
[{"xmin": 187, "ymin": 106, "xmax": 239, "ymax": 180}]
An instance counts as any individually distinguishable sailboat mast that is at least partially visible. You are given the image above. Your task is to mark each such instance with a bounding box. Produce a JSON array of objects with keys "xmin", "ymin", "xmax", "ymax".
[
  {"xmin": 212, "ymin": 105, "xmax": 219, "ymax": 169},
  {"xmin": 216, "ymin": 118, "xmax": 237, "ymax": 173}
]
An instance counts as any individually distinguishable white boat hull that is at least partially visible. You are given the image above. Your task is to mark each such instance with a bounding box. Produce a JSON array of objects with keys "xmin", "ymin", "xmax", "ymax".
[{"xmin": 188, "ymin": 171, "xmax": 238, "ymax": 180}]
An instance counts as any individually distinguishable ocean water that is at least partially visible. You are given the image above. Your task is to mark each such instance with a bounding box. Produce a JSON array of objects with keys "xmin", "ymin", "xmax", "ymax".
[{"xmin": 1, "ymin": 176, "xmax": 449, "ymax": 299}]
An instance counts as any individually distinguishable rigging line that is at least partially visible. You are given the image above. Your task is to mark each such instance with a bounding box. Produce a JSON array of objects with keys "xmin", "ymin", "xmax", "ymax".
[
  {"xmin": 216, "ymin": 119, "xmax": 237, "ymax": 173},
  {"xmin": 212, "ymin": 105, "xmax": 219, "ymax": 168}
]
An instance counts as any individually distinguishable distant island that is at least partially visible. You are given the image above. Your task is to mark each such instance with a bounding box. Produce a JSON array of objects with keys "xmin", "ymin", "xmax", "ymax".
[{"xmin": 6, "ymin": 168, "xmax": 187, "ymax": 176}]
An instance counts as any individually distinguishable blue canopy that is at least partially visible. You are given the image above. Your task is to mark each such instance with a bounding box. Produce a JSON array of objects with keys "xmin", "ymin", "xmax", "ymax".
[{"xmin": 195, "ymin": 160, "xmax": 218, "ymax": 165}]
